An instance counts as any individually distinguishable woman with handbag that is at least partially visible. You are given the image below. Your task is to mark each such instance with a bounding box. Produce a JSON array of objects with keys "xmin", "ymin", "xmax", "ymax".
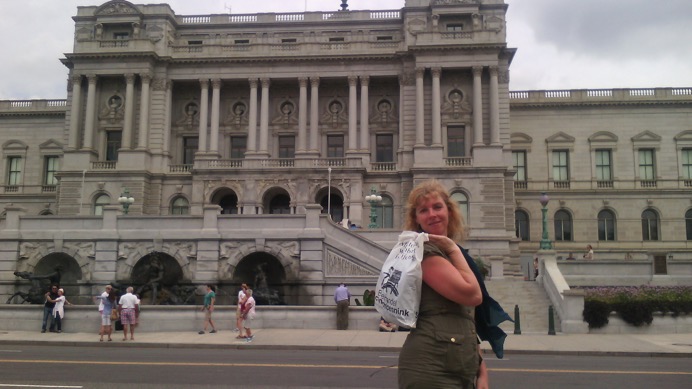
[
  {"xmin": 94, "ymin": 286, "xmax": 117, "ymax": 342},
  {"xmin": 398, "ymin": 180, "xmax": 486, "ymax": 389}
]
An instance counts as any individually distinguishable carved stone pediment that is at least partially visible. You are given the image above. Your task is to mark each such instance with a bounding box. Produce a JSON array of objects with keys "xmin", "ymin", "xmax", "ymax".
[
  {"xmin": 546, "ymin": 131, "xmax": 575, "ymax": 144},
  {"xmin": 631, "ymin": 130, "xmax": 661, "ymax": 143},
  {"xmin": 96, "ymin": 1, "xmax": 141, "ymax": 16}
]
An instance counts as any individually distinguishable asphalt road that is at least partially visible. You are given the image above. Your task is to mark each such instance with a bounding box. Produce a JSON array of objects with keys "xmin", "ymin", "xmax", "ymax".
[{"xmin": 0, "ymin": 345, "xmax": 690, "ymax": 388}]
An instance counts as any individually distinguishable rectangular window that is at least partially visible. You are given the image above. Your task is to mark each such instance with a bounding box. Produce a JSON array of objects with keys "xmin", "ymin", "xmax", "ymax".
[
  {"xmin": 327, "ymin": 135, "xmax": 344, "ymax": 158},
  {"xmin": 682, "ymin": 148, "xmax": 692, "ymax": 179},
  {"xmin": 376, "ymin": 134, "xmax": 394, "ymax": 162},
  {"xmin": 595, "ymin": 149, "xmax": 612, "ymax": 181},
  {"xmin": 447, "ymin": 125, "xmax": 465, "ymax": 157},
  {"xmin": 106, "ymin": 131, "xmax": 122, "ymax": 161},
  {"xmin": 376, "ymin": 36, "xmax": 393, "ymax": 41},
  {"xmin": 512, "ymin": 151, "xmax": 527, "ymax": 181},
  {"xmin": 447, "ymin": 24, "xmax": 463, "ymax": 32},
  {"xmin": 234, "ymin": 39, "xmax": 250, "ymax": 44},
  {"xmin": 552, "ymin": 150, "xmax": 569, "ymax": 181},
  {"xmin": 639, "ymin": 149, "xmax": 655, "ymax": 180},
  {"xmin": 188, "ymin": 40, "xmax": 203, "ymax": 45},
  {"xmin": 230, "ymin": 136, "xmax": 247, "ymax": 159},
  {"xmin": 329, "ymin": 37, "xmax": 344, "ymax": 42},
  {"xmin": 44, "ymin": 156, "xmax": 59, "ymax": 186},
  {"xmin": 278, "ymin": 136, "xmax": 295, "ymax": 158},
  {"xmin": 7, "ymin": 157, "xmax": 22, "ymax": 185},
  {"xmin": 281, "ymin": 38, "xmax": 297, "ymax": 43},
  {"xmin": 183, "ymin": 137, "xmax": 198, "ymax": 165},
  {"xmin": 113, "ymin": 32, "xmax": 129, "ymax": 40}
]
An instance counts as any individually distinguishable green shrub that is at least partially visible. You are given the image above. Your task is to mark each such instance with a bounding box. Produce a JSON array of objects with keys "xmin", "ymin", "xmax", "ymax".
[{"xmin": 581, "ymin": 286, "xmax": 692, "ymax": 328}]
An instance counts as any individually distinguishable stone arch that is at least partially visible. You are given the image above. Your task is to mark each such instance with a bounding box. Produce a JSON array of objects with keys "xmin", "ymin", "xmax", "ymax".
[
  {"xmin": 210, "ymin": 187, "xmax": 240, "ymax": 214},
  {"xmin": 261, "ymin": 186, "xmax": 292, "ymax": 214},
  {"xmin": 315, "ymin": 186, "xmax": 345, "ymax": 222},
  {"xmin": 117, "ymin": 241, "xmax": 196, "ymax": 282},
  {"xmin": 18, "ymin": 241, "xmax": 95, "ymax": 282},
  {"xmin": 220, "ymin": 240, "xmax": 299, "ymax": 282}
]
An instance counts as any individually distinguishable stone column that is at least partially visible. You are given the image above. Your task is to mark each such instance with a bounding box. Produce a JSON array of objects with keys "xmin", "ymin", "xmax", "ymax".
[
  {"xmin": 83, "ymin": 74, "xmax": 97, "ymax": 150},
  {"xmin": 162, "ymin": 80, "xmax": 172, "ymax": 156},
  {"xmin": 197, "ymin": 79, "xmax": 209, "ymax": 153},
  {"xmin": 248, "ymin": 78, "xmax": 258, "ymax": 153},
  {"xmin": 472, "ymin": 66, "xmax": 484, "ymax": 146},
  {"xmin": 431, "ymin": 67, "xmax": 442, "ymax": 146},
  {"xmin": 489, "ymin": 66, "xmax": 500, "ymax": 145},
  {"xmin": 398, "ymin": 74, "xmax": 405, "ymax": 150},
  {"xmin": 209, "ymin": 78, "xmax": 221, "ymax": 155},
  {"xmin": 122, "ymin": 73, "xmax": 136, "ymax": 150},
  {"xmin": 259, "ymin": 77, "xmax": 270, "ymax": 156},
  {"xmin": 298, "ymin": 77, "xmax": 308, "ymax": 153},
  {"xmin": 359, "ymin": 76, "xmax": 370, "ymax": 150},
  {"xmin": 415, "ymin": 67, "xmax": 425, "ymax": 146},
  {"xmin": 137, "ymin": 73, "xmax": 151, "ymax": 149},
  {"xmin": 348, "ymin": 75, "xmax": 358, "ymax": 151},
  {"xmin": 68, "ymin": 75, "xmax": 82, "ymax": 150},
  {"xmin": 309, "ymin": 77, "xmax": 320, "ymax": 152}
]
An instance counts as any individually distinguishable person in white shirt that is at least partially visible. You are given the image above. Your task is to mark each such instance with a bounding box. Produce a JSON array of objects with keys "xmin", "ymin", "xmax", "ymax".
[
  {"xmin": 235, "ymin": 283, "xmax": 248, "ymax": 335},
  {"xmin": 49, "ymin": 288, "xmax": 71, "ymax": 333},
  {"xmin": 118, "ymin": 286, "xmax": 139, "ymax": 341},
  {"xmin": 583, "ymin": 245, "xmax": 594, "ymax": 260},
  {"xmin": 241, "ymin": 289, "xmax": 256, "ymax": 342}
]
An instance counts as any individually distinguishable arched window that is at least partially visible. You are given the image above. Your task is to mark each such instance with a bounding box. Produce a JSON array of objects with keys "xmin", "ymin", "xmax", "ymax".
[
  {"xmin": 39, "ymin": 209, "xmax": 54, "ymax": 216},
  {"xmin": 93, "ymin": 194, "xmax": 110, "ymax": 216},
  {"xmin": 686, "ymin": 209, "xmax": 692, "ymax": 241},
  {"xmin": 375, "ymin": 195, "xmax": 394, "ymax": 228},
  {"xmin": 269, "ymin": 194, "xmax": 291, "ymax": 214},
  {"xmin": 171, "ymin": 197, "xmax": 189, "ymax": 215},
  {"xmin": 641, "ymin": 209, "xmax": 659, "ymax": 241},
  {"xmin": 219, "ymin": 194, "xmax": 238, "ymax": 214},
  {"xmin": 451, "ymin": 192, "xmax": 469, "ymax": 224},
  {"xmin": 554, "ymin": 210, "xmax": 572, "ymax": 241},
  {"xmin": 515, "ymin": 210, "xmax": 530, "ymax": 241},
  {"xmin": 598, "ymin": 209, "xmax": 616, "ymax": 241}
]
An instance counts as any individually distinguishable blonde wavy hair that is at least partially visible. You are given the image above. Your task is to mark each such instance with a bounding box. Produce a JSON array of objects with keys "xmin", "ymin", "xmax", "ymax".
[{"xmin": 404, "ymin": 179, "xmax": 466, "ymax": 242}]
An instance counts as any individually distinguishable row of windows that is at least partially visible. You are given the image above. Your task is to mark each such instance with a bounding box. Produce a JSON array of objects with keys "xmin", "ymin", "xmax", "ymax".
[
  {"xmin": 512, "ymin": 148, "xmax": 692, "ymax": 181},
  {"xmin": 4, "ymin": 156, "xmax": 59, "ymax": 186},
  {"xmin": 515, "ymin": 209, "xmax": 692, "ymax": 242}
]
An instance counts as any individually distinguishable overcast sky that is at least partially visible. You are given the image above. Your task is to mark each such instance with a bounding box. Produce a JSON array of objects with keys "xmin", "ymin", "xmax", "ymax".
[{"xmin": 1, "ymin": 0, "xmax": 690, "ymax": 100}]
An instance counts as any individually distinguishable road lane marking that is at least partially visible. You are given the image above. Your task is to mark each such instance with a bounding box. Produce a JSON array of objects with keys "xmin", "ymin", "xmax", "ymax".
[
  {"xmin": 0, "ymin": 360, "xmax": 690, "ymax": 376},
  {"xmin": 0, "ymin": 385, "xmax": 82, "ymax": 388}
]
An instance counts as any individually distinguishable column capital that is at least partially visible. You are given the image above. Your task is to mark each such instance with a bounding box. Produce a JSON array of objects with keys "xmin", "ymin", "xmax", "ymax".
[
  {"xmin": 415, "ymin": 67, "xmax": 425, "ymax": 78},
  {"xmin": 260, "ymin": 78, "xmax": 271, "ymax": 88},
  {"xmin": 249, "ymin": 78, "xmax": 259, "ymax": 88},
  {"xmin": 140, "ymin": 73, "xmax": 152, "ymax": 83},
  {"xmin": 86, "ymin": 74, "xmax": 98, "ymax": 84},
  {"xmin": 360, "ymin": 75, "xmax": 370, "ymax": 86},
  {"xmin": 431, "ymin": 67, "xmax": 442, "ymax": 78},
  {"xmin": 472, "ymin": 66, "xmax": 484, "ymax": 76},
  {"xmin": 298, "ymin": 77, "xmax": 309, "ymax": 87},
  {"xmin": 211, "ymin": 78, "xmax": 222, "ymax": 89},
  {"xmin": 310, "ymin": 77, "xmax": 320, "ymax": 87},
  {"xmin": 489, "ymin": 66, "xmax": 499, "ymax": 76},
  {"xmin": 125, "ymin": 73, "xmax": 136, "ymax": 84},
  {"xmin": 348, "ymin": 75, "xmax": 358, "ymax": 86},
  {"xmin": 199, "ymin": 79, "xmax": 209, "ymax": 88},
  {"xmin": 152, "ymin": 77, "xmax": 167, "ymax": 91},
  {"xmin": 70, "ymin": 74, "xmax": 82, "ymax": 85}
]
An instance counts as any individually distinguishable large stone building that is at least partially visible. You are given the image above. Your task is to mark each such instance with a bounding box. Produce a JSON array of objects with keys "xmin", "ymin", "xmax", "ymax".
[{"xmin": 1, "ymin": 0, "xmax": 690, "ymax": 304}]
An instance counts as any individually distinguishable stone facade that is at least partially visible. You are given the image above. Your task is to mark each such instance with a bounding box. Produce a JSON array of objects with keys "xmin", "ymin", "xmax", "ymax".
[{"xmin": 0, "ymin": 0, "xmax": 690, "ymax": 304}]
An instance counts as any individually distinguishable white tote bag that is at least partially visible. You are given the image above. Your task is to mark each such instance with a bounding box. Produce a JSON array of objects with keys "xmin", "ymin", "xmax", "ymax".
[{"xmin": 374, "ymin": 231, "xmax": 429, "ymax": 328}]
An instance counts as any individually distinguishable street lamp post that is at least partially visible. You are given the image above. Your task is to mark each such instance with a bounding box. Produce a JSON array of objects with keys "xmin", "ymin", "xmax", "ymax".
[
  {"xmin": 327, "ymin": 167, "xmax": 332, "ymax": 220},
  {"xmin": 118, "ymin": 188, "xmax": 135, "ymax": 215},
  {"xmin": 539, "ymin": 192, "xmax": 552, "ymax": 250},
  {"xmin": 365, "ymin": 186, "xmax": 382, "ymax": 229}
]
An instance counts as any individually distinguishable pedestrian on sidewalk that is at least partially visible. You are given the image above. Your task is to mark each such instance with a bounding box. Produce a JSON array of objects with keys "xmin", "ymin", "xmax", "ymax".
[
  {"xmin": 240, "ymin": 289, "xmax": 256, "ymax": 342},
  {"xmin": 334, "ymin": 283, "xmax": 351, "ymax": 330},
  {"xmin": 199, "ymin": 284, "xmax": 217, "ymax": 334},
  {"xmin": 235, "ymin": 283, "xmax": 248, "ymax": 333},
  {"xmin": 93, "ymin": 286, "xmax": 117, "ymax": 341},
  {"xmin": 41, "ymin": 285, "xmax": 59, "ymax": 333},
  {"xmin": 583, "ymin": 244, "xmax": 594, "ymax": 260},
  {"xmin": 118, "ymin": 286, "xmax": 139, "ymax": 341},
  {"xmin": 48, "ymin": 288, "xmax": 72, "ymax": 333}
]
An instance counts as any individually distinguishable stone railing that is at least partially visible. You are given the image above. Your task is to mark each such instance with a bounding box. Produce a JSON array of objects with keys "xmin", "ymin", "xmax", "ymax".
[
  {"xmin": 509, "ymin": 88, "xmax": 692, "ymax": 106},
  {"xmin": 177, "ymin": 10, "xmax": 401, "ymax": 25}
]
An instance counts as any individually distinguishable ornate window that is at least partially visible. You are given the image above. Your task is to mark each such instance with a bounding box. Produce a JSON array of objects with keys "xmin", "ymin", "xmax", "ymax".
[
  {"xmin": 641, "ymin": 209, "xmax": 659, "ymax": 241},
  {"xmin": 171, "ymin": 197, "xmax": 189, "ymax": 215},
  {"xmin": 554, "ymin": 210, "xmax": 572, "ymax": 241},
  {"xmin": 515, "ymin": 210, "xmax": 530, "ymax": 241},
  {"xmin": 598, "ymin": 210, "xmax": 616, "ymax": 241},
  {"xmin": 93, "ymin": 194, "xmax": 110, "ymax": 216}
]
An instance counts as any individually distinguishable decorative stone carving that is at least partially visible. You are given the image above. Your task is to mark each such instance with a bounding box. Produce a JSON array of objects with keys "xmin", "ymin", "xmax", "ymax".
[
  {"xmin": 99, "ymin": 93, "xmax": 125, "ymax": 123},
  {"xmin": 97, "ymin": 2, "xmax": 139, "ymax": 15},
  {"xmin": 325, "ymin": 250, "xmax": 378, "ymax": 276}
]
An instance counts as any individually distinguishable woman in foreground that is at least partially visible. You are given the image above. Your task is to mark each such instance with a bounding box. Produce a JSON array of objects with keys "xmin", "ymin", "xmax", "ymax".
[{"xmin": 398, "ymin": 179, "xmax": 488, "ymax": 389}]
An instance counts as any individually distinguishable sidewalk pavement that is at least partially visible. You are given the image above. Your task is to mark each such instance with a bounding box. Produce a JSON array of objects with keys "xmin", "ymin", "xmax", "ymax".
[{"xmin": 1, "ymin": 329, "xmax": 691, "ymax": 357}]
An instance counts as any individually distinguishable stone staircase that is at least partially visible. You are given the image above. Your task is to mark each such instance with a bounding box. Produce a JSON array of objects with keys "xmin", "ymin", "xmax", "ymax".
[{"xmin": 485, "ymin": 278, "xmax": 562, "ymax": 334}]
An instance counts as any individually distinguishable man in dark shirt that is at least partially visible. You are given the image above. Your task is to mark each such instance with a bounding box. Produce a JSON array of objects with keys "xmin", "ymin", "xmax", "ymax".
[{"xmin": 42, "ymin": 285, "xmax": 59, "ymax": 333}]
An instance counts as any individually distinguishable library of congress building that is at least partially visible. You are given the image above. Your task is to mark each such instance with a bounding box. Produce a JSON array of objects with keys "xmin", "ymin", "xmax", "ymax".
[{"xmin": 0, "ymin": 0, "xmax": 690, "ymax": 303}]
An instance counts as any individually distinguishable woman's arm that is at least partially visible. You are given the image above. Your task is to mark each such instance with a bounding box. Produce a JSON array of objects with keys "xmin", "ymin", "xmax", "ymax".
[
  {"xmin": 476, "ymin": 345, "xmax": 489, "ymax": 389},
  {"xmin": 422, "ymin": 235, "xmax": 482, "ymax": 306}
]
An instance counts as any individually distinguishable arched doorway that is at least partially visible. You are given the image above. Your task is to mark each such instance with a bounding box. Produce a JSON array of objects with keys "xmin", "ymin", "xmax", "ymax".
[
  {"xmin": 34, "ymin": 253, "xmax": 82, "ymax": 301},
  {"xmin": 233, "ymin": 252, "xmax": 286, "ymax": 305},
  {"xmin": 316, "ymin": 187, "xmax": 344, "ymax": 223},
  {"xmin": 211, "ymin": 188, "xmax": 239, "ymax": 214},
  {"xmin": 263, "ymin": 187, "xmax": 292, "ymax": 214}
]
